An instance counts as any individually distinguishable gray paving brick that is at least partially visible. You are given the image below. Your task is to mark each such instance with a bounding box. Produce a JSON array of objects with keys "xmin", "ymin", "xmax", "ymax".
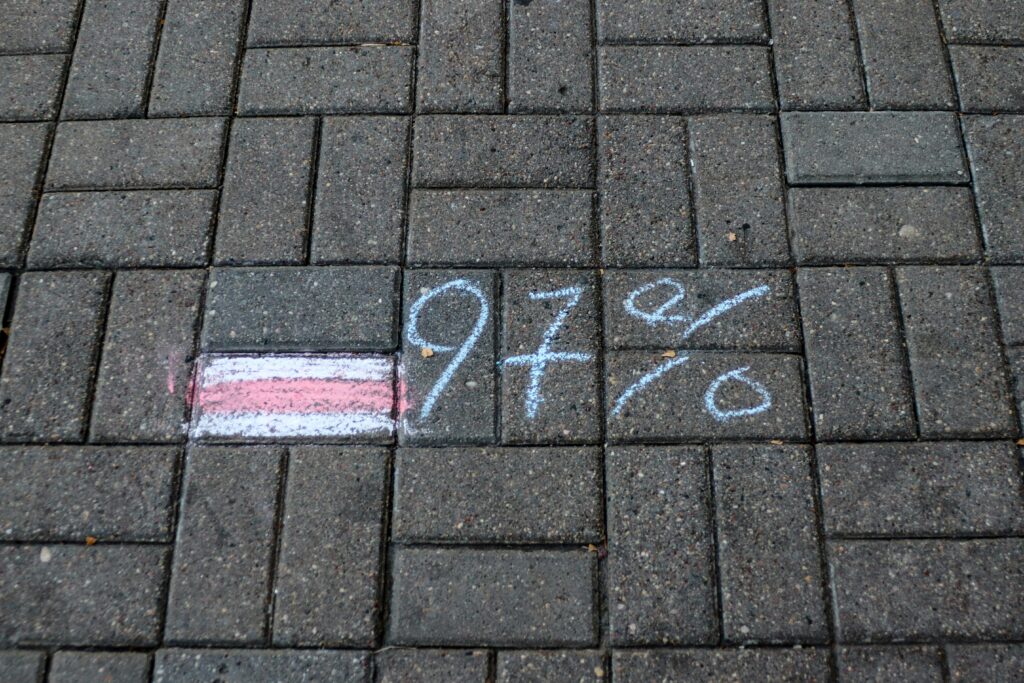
[
  {"xmin": 501, "ymin": 270, "xmax": 601, "ymax": 444},
  {"xmin": 612, "ymin": 649, "xmax": 830, "ymax": 682},
  {"xmin": 598, "ymin": 47, "xmax": 774, "ymax": 113},
  {"xmin": 407, "ymin": 190, "xmax": 594, "ymax": 266},
  {"xmin": 896, "ymin": 266, "xmax": 1016, "ymax": 437},
  {"xmin": 829, "ymin": 539, "xmax": 1024, "ymax": 641},
  {"xmin": 311, "ymin": 116, "xmax": 408, "ymax": 264},
  {"xmin": 606, "ymin": 446, "xmax": 716, "ymax": 646},
  {"xmin": 387, "ymin": 547, "xmax": 597, "ymax": 646},
  {"xmin": 596, "ymin": 0, "xmax": 767, "ymax": 43},
  {"xmin": 49, "ymin": 651, "xmax": 150, "ymax": 683},
  {"xmin": 992, "ymin": 266, "xmax": 1024, "ymax": 345},
  {"xmin": 202, "ymin": 266, "xmax": 399, "ymax": 352},
  {"xmin": 0, "ymin": 545, "xmax": 167, "ymax": 646},
  {"xmin": 853, "ymin": 0, "xmax": 955, "ymax": 109},
  {"xmin": 393, "ymin": 447, "xmax": 601, "ymax": 543},
  {"xmin": 0, "ymin": 0, "xmax": 79, "ymax": 54},
  {"xmin": 836, "ymin": 646, "xmax": 943, "ymax": 683},
  {"xmin": 0, "ymin": 651, "xmax": 43, "ymax": 683},
  {"xmin": 947, "ymin": 644, "xmax": 1024, "ymax": 683},
  {"xmin": 61, "ymin": 0, "xmax": 161, "ymax": 119},
  {"xmin": 781, "ymin": 112, "xmax": 968, "ymax": 184},
  {"xmin": 689, "ymin": 115, "xmax": 788, "ymax": 266},
  {"xmin": 376, "ymin": 649, "xmax": 488, "ymax": 683},
  {"xmin": 416, "ymin": 0, "xmax": 502, "ymax": 113},
  {"xmin": 1012, "ymin": 350, "xmax": 1024, "ymax": 432},
  {"xmin": 603, "ymin": 269, "xmax": 800, "ymax": 351},
  {"xmin": 767, "ymin": 0, "xmax": 867, "ymax": 110},
  {"xmin": 413, "ymin": 115, "xmax": 594, "ymax": 188},
  {"xmin": 0, "ymin": 54, "xmax": 65, "ymax": 120},
  {"xmin": 247, "ymin": 0, "xmax": 417, "ymax": 46},
  {"xmin": 606, "ymin": 352, "xmax": 808, "ymax": 442},
  {"xmin": 148, "ymin": 0, "xmax": 246, "ymax": 117},
  {"xmin": 713, "ymin": 444, "xmax": 827, "ymax": 643},
  {"xmin": 216, "ymin": 118, "xmax": 316, "ymax": 265},
  {"xmin": 0, "ymin": 274, "xmax": 8, "ymax": 319},
  {"xmin": 237, "ymin": 47, "xmax": 413, "ymax": 115},
  {"xmin": 789, "ymin": 187, "xmax": 981, "ymax": 264},
  {"xmin": 597, "ymin": 116, "xmax": 695, "ymax": 268},
  {"xmin": 272, "ymin": 446, "xmax": 386, "ymax": 647},
  {"xmin": 937, "ymin": 0, "xmax": 1024, "ymax": 43},
  {"xmin": 0, "ymin": 271, "xmax": 109, "ymax": 443},
  {"xmin": 154, "ymin": 649, "xmax": 371, "ymax": 683},
  {"xmin": 798, "ymin": 267, "xmax": 915, "ymax": 440},
  {"xmin": 29, "ymin": 190, "xmax": 215, "ymax": 268},
  {"xmin": 508, "ymin": 0, "xmax": 593, "ymax": 113},
  {"xmin": 165, "ymin": 446, "xmax": 283, "ymax": 644},
  {"xmin": 497, "ymin": 651, "xmax": 605, "ymax": 682},
  {"xmin": 951, "ymin": 47, "xmax": 1024, "ymax": 113},
  {"xmin": 46, "ymin": 118, "xmax": 226, "ymax": 190},
  {"xmin": 963, "ymin": 116, "xmax": 1024, "ymax": 262},
  {"xmin": 0, "ymin": 122, "xmax": 48, "ymax": 267}
]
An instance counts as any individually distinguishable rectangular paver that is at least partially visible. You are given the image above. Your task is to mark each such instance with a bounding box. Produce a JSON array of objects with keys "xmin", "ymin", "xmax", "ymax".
[
  {"xmin": 49, "ymin": 652, "xmax": 150, "ymax": 683},
  {"xmin": 0, "ymin": 651, "xmax": 44, "ymax": 683},
  {"xmin": 508, "ymin": 0, "xmax": 593, "ymax": 113},
  {"xmin": 836, "ymin": 646, "xmax": 943, "ymax": 682},
  {"xmin": 596, "ymin": 1, "xmax": 767, "ymax": 43},
  {"xmin": 947, "ymin": 644, "xmax": 1024, "ymax": 683},
  {"xmin": 613, "ymin": 649, "xmax": 830, "ymax": 682},
  {"xmin": 992, "ymin": 266, "xmax": 1024, "ymax": 346},
  {"xmin": 963, "ymin": 116, "xmax": 1024, "ymax": 262},
  {"xmin": 0, "ymin": 54, "xmax": 66, "ymax": 120},
  {"xmin": 937, "ymin": 0, "xmax": 1024, "ymax": 43},
  {"xmin": 248, "ymin": 0, "xmax": 417, "ymax": 45},
  {"xmin": 0, "ymin": 123, "xmax": 49, "ymax": 267},
  {"xmin": 0, "ymin": 0, "xmax": 79, "ymax": 54},
  {"xmin": 496, "ymin": 651, "xmax": 604, "ymax": 682},
  {"xmin": 154, "ymin": 649, "xmax": 371, "ymax": 683},
  {"xmin": 951, "ymin": 47, "xmax": 1024, "ymax": 113},
  {"xmin": 377, "ymin": 649, "xmax": 489, "ymax": 683}
]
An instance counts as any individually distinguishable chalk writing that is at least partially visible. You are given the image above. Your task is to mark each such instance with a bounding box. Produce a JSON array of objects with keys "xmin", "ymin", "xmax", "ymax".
[
  {"xmin": 704, "ymin": 366, "xmax": 772, "ymax": 421},
  {"xmin": 611, "ymin": 354, "xmax": 690, "ymax": 416},
  {"xmin": 624, "ymin": 278, "xmax": 770, "ymax": 340}
]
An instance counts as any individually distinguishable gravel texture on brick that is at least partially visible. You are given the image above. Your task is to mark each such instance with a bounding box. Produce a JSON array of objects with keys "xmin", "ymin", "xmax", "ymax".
[
  {"xmin": 0, "ymin": 123, "xmax": 49, "ymax": 267},
  {"xmin": 154, "ymin": 649, "xmax": 371, "ymax": 683},
  {"xmin": 947, "ymin": 644, "xmax": 1024, "ymax": 683},
  {"xmin": 247, "ymin": 0, "xmax": 417, "ymax": 46},
  {"xmin": 836, "ymin": 646, "xmax": 943, "ymax": 682},
  {"xmin": 992, "ymin": 266, "xmax": 1024, "ymax": 346},
  {"xmin": 963, "ymin": 115, "xmax": 1024, "ymax": 262},
  {"xmin": 508, "ymin": 0, "xmax": 593, "ymax": 113},
  {"xmin": 951, "ymin": 47, "xmax": 1024, "ymax": 113},
  {"xmin": 613, "ymin": 649, "xmax": 830, "ymax": 682},
  {"xmin": 0, "ymin": 0, "xmax": 79, "ymax": 54},
  {"xmin": 376, "ymin": 649, "xmax": 489, "ymax": 683},
  {"xmin": 596, "ymin": 0, "xmax": 767, "ymax": 43},
  {"xmin": 496, "ymin": 650, "xmax": 606, "ymax": 682},
  {"xmin": 49, "ymin": 651, "xmax": 151, "ymax": 683},
  {"xmin": 0, "ymin": 54, "xmax": 66, "ymax": 120},
  {"xmin": 937, "ymin": 0, "xmax": 1024, "ymax": 42}
]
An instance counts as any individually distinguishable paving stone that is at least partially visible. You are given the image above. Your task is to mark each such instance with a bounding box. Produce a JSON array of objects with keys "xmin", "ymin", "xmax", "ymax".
[
  {"xmin": 501, "ymin": 270, "xmax": 601, "ymax": 444},
  {"xmin": 387, "ymin": 547, "xmax": 597, "ymax": 646},
  {"xmin": 90, "ymin": 270, "xmax": 204, "ymax": 442},
  {"xmin": 0, "ymin": 0, "xmax": 79, "ymax": 54},
  {"xmin": 0, "ymin": 274, "xmax": 8, "ymax": 318},
  {"xmin": 937, "ymin": 0, "xmax": 1024, "ymax": 43},
  {"xmin": 46, "ymin": 118, "xmax": 226, "ymax": 190},
  {"xmin": 0, "ymin": 651, "xmax": 43, "ymax": 683},
  {"xmin": 789, "ymin": 187, "xmax": 981, "ymax": 264},
  {"xmin": 393, "ymin": 447, "xmax": 601, "ymax": 543},
  {"xmin": 1011, "ymin": 349, "xmax": 1024, "ymax": 432},
  {"xmin": 216, "ymin": 117, "xmax": 316, "ymax": 265},
  {"xmin": 829, "ymin": 539, "xmax": 1024, "ymax": 641},
  {"xmin": 0, "ymin": 445, "xmax": 177, "ymax": 542},
  {"xmin": 598, "ymin": 47, "xmax": 774, "ymax": 113},
  {"xmin": 247, "ymin": 0, "xmax": 417, "ymax": 45},
  {"xmin": 951, "ymin": 47, "xmax": 1024, "ymax": 113},
  {"xmin": 0, "ymin": 122, "xmax": 48, "ymax": 267},
  {"xmin": 713, "ymin": 444, "xmax": 827, "ymax": 643},
  {"xmin": 818, "ymin": 441, "xmax": 1024, "ymax": 536},
  {"xmin": 154, "ymin": 649, "xmax": 371, "ymax": 683},
  {"xmin": 165, "ymin": 446, "xmax": 283, "ymax": 644},
  {"xmin": 272, "ymin": 446, "xmax": 386, "ymax": 647},
  {"xmin": 508, "ymin": 0, "xmax": 593, "ymax": 113},
  {"xmin": 0, "ymin": 54, "xmax": 65, "ymax": 120},
  {"xmin": 603, "ymin": 269, "xmax": 800, "ymax": 351},
  {"xmin": 49, "ymin": 651, "xmax": 150, "ymax": 683},
  {"xmin": 836, "ymin": 646, "xmax": 943, "ymax": 682},
  {"xmin": 896, "ymin": 266, "xmax": 1016, "ymax": 437},
  {"xmin": 767, "ymin": 0, "xmax": 867, "ymax": 110},
  {"xmin": 605, "ymin": 351, "xmax": 808, "ymax": 442},
  {"xmin": 237, "ymin": 47, "xmax": 413, "ymax": 115},
  {"xmin": 29, "ymin": 190, "xmax": 215, "ymax": 268},
  {"xmin": 497, "ymin": 651, "xmax": 606, "ymax": 682},
  {"xmin": 781, "ymin": 112, "xmax": 968, "ymax": 184},
  {"xmin": 201, "ymin": 266, "xmax": 399, "ymax": 352},
  {"xmin": 596, "ymin": 0, "xmax": 767, "ymax": 43},
  {"xmin": 376, "ymin": 649, "xmax": 488, "ymax": 683},
  {"xmin": 416, "ymin": 0, "xmax": 503, "ymax": 113},
  {"xmin": 947, "ymin": 644, "xmax": 1024, "ymax": 683},
  {"xmin": 148, "ymin": 0, "xmax": 246, "ymax": 117},
  {"xmin": 311, "ymin": 116, "xmax": 408, "ymax": 264},
  {"xmin": 413, "ymin": 115, "xmax": 594, "ymax": 188},
  {"xmin": 852, "ymin": 0, "xmax": 955, "ymax": 109},
  {"xmin": 0, "ymin": 271, "xmax": 109, "ymax": 443},
  {"xmin": 0, "ymin": 545, "xmax": 167, "ymax": 646},
  {"xmin": 61, "ymin": 0, "xmax": 162, "ymax": 119},
  {"xmin": 992, "ymin": 266, "xmax": 1024, "ymax": 345},
  {"xmin": 407, "ymin": 190, "xmax": 594, "ymax": 266},
  {"xmin": 689, "ymin": 115, "xmax": 788, "ymax": 266},
  {"xmin": 797, "ymin": 267, "xmax": 915, "ymax": 440},
  {"xmin": 612, "ymin": 649, "xmax": 830, "ymax": 682},
  {"xmin": 962, "ymin": 116, "xmax": 1024, "ymax": 262}
]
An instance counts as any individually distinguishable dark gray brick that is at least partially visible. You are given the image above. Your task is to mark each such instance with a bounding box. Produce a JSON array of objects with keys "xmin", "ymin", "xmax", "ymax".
[
  {"xmin": 247, "ymin": 0, "xmax": 417, "ymax": 45},
  {"xmin": 938, "ymin": 0, "xmax": 1024, "ymax": 43},
  {"xmin": 165, "ymin": 446, "xmax": 283, "ymax": 644},
  {"xmin": 689, "ymin": 115, "xmax": 788, "ymax": 266},
  {"xmin": 713, "ymin": 444, "xmax": 827, "ymax": 643},
  {"xmin": 376, "ymin": 649, "xmax": 488, "ymax": 683},
  {"xmin": 0, "ymin": 545, "xmax": 167, "ymax": 646},
  {"xmin": 311, "ymin": 116, "xmax": 408, "ymax": 264},
  {"xmin": 237, "ymin": 47, "xmax": 413, "ymax": 115},
  {"xmin": 1011, "ymin": 349, "xmax": 1024, "ymax": 432},
  {"xmin": 596, "ymin": 0, "xmax": 766, "ymax": 43},
  {"xmin": 90, "ymin": 270, "xmax": 204, "ymax": 442},
  {"xmin": 46, "ymin": 118, "xmax": 226, "ymax": 190},
  {"xmin": 767, "ymin": 0, "xmax": 867, "ymax": 110},
  {"xmin": 154, "ymin": 649, "xmax": 371, "ymax": 683},
  {"xmin": 0, "ymin": 275, "xmax": 8, "ymax": 319},
  {"xmin": 272, "ymin": 446, "xmax": 386, "ymax": 647},
  {"xmin": 992, "ymin": 266, "xmax": 1024, "ymax": 345},
  {"xmin": 413, "ymin": 115, "xmax": 594, "ymax": 188},
  {"xmin": 951, "ymin": 47, "xmax": 1024, "ymax": 113},
  {"xmin": 852, "ymin": 0, "xmax": 955, "ymax": 109},
  {"xmin": 61, "ymin": 0, "xmax": 161, "ymax": 119},
  {"xmin": 963, "ymin": 116, "xmax": 1024, "ymax": 262},
  {"xmin": 606, "ymin": 446, "xmax": 716, "ymax": 646},
  {"xmin": 508, "ymin": 0, "xmax": 592, "ymax": 113},
  {"xmin": 29, "ymin": 191, "xmax": 214, "ymax": 268},
  {"xmin": 407, "ymin": 190, "xmax": 593, "ymax": 266},
  {"xmin": 798, "ymin": 267, "xmax": 915, "ymax": 440},
  {"xmin": 613, "ymin": 649, "xmax": 830, "ymax": 682},
  {"xmin": 947, "ymin": 644, "xmax": 1024, "ymax": 683},
  {"xmin": 781, "ymin": 112, "xmax": 968, "ymax": 184},
  {"xmin": 216, "ymin": 118, "xmax": 316, "ymax": 265},
  {"xmin": 0, "ymin": 271, "xmax": 109, "ymax": 443},
  {"xmin": 597, "ymin": 116, "xmax": 695, "ymax": 268},
  {"xmin": 0, "ymin": 122, "xmax": 48, "ymax": 267},
  {"xmin": 836, "ymin": 646, "xmax": 943, "ymax": 683},
  {"xmin": 49, "ymin": 652, "xmax": 150, "ymax": 683},
  {"xmin": 0, "ymin": 651, "xmax": 43, "ymax": 683},
  {"xmin": 393, "ymin": 447, "xmax": 602, "ymax": 543},
  {"xmin": 497, "ymin": 651, "xmax": 605, "ymax": 682},
  {"xmin": 897, "ymin": 266, "xmax": 1015, "ymax": 436},
  {"xmin": 148, "ymin": 0, "xmax": 246, "ymax": 117},
  {"xmin": 0, "ymin": 446, "xmax": 176, "ymax": 542},
  {"xmin": 0, "ymin": 0, "xmax": 79, "ymax": 54},
  {"xmin": 789, "ymin": 188, "xmax": 981, "ymax": 264},
  {"xmin": 829, "ymin": 539, "xmax": 1024, "ymax": 641},
  {"xmin": 598, "ymin": 47, "xmax": 774, "ymax": 113},
  {"xmin": 202, "ymin": 266, "xmax": 399, "ymax": 352},
  {"xmin": 501, "ymin": 270, "xmax": 601, "ymax": 444},
  {"xmin": 387, "ymin": 548, "xmax": 597, "ymax": 646},
  {"xmin": 0, "ymin": 54, "xmax": 65, "ymax": 120}
]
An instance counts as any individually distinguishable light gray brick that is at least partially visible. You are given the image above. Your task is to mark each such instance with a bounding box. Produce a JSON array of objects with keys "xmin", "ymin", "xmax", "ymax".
[{"xmin": 508, "ymin": 0, "xmax": 593, "ymax": 113}]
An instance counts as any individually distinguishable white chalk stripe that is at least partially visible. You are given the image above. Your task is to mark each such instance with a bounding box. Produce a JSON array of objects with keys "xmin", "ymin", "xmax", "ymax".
[
  {"xmin": 192, "ymin": 411, "xmax": 394, "ymax": 439},
  {"xmin": 199, "ymin": 354, "xmax": 393, "ymax": 386}
]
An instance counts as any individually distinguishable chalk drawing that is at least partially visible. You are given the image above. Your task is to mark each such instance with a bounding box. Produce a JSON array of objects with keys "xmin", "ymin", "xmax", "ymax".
[
  {"xmin": 704, "ymin": 366, "xmax": 772, "ymax": 421},
  {"xmin": 624, "ymin": 278, "xmax": 770, "ymax": 340},
  {"xmin": 610, "ymin": 354, "xmax": 690, "ymax": 416}
]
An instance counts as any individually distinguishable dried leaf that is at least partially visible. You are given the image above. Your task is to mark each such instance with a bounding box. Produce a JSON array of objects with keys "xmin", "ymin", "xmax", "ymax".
[
  {"xmin": 85, "ymin": 536, "xmax": 97, "ymax": 546},
  {"xmin": 726, "ymin": 232, "xmax": 738, "ymax": 242},
  {"xmin": 420, "ymin": 347, "xmax": 434, "ymax": 358},
  {"xmin": 770, "ymin": 439, "xmax": 784, "ymax": 445},
  {"xmin": 662, "ymin": 349, "xmax": 677, "ymax": 358}
]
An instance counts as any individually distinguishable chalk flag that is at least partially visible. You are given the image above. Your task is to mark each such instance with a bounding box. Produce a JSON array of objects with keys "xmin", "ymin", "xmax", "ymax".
[{"xmin": 190, "ymin": 354, "xmax": 395, "ymax": 440}]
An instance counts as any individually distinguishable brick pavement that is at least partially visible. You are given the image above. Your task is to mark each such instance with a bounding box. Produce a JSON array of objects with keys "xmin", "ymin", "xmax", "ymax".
[{"xmin": 0, "ymin": 1, "xmax": 1023, "ymax": 681}]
